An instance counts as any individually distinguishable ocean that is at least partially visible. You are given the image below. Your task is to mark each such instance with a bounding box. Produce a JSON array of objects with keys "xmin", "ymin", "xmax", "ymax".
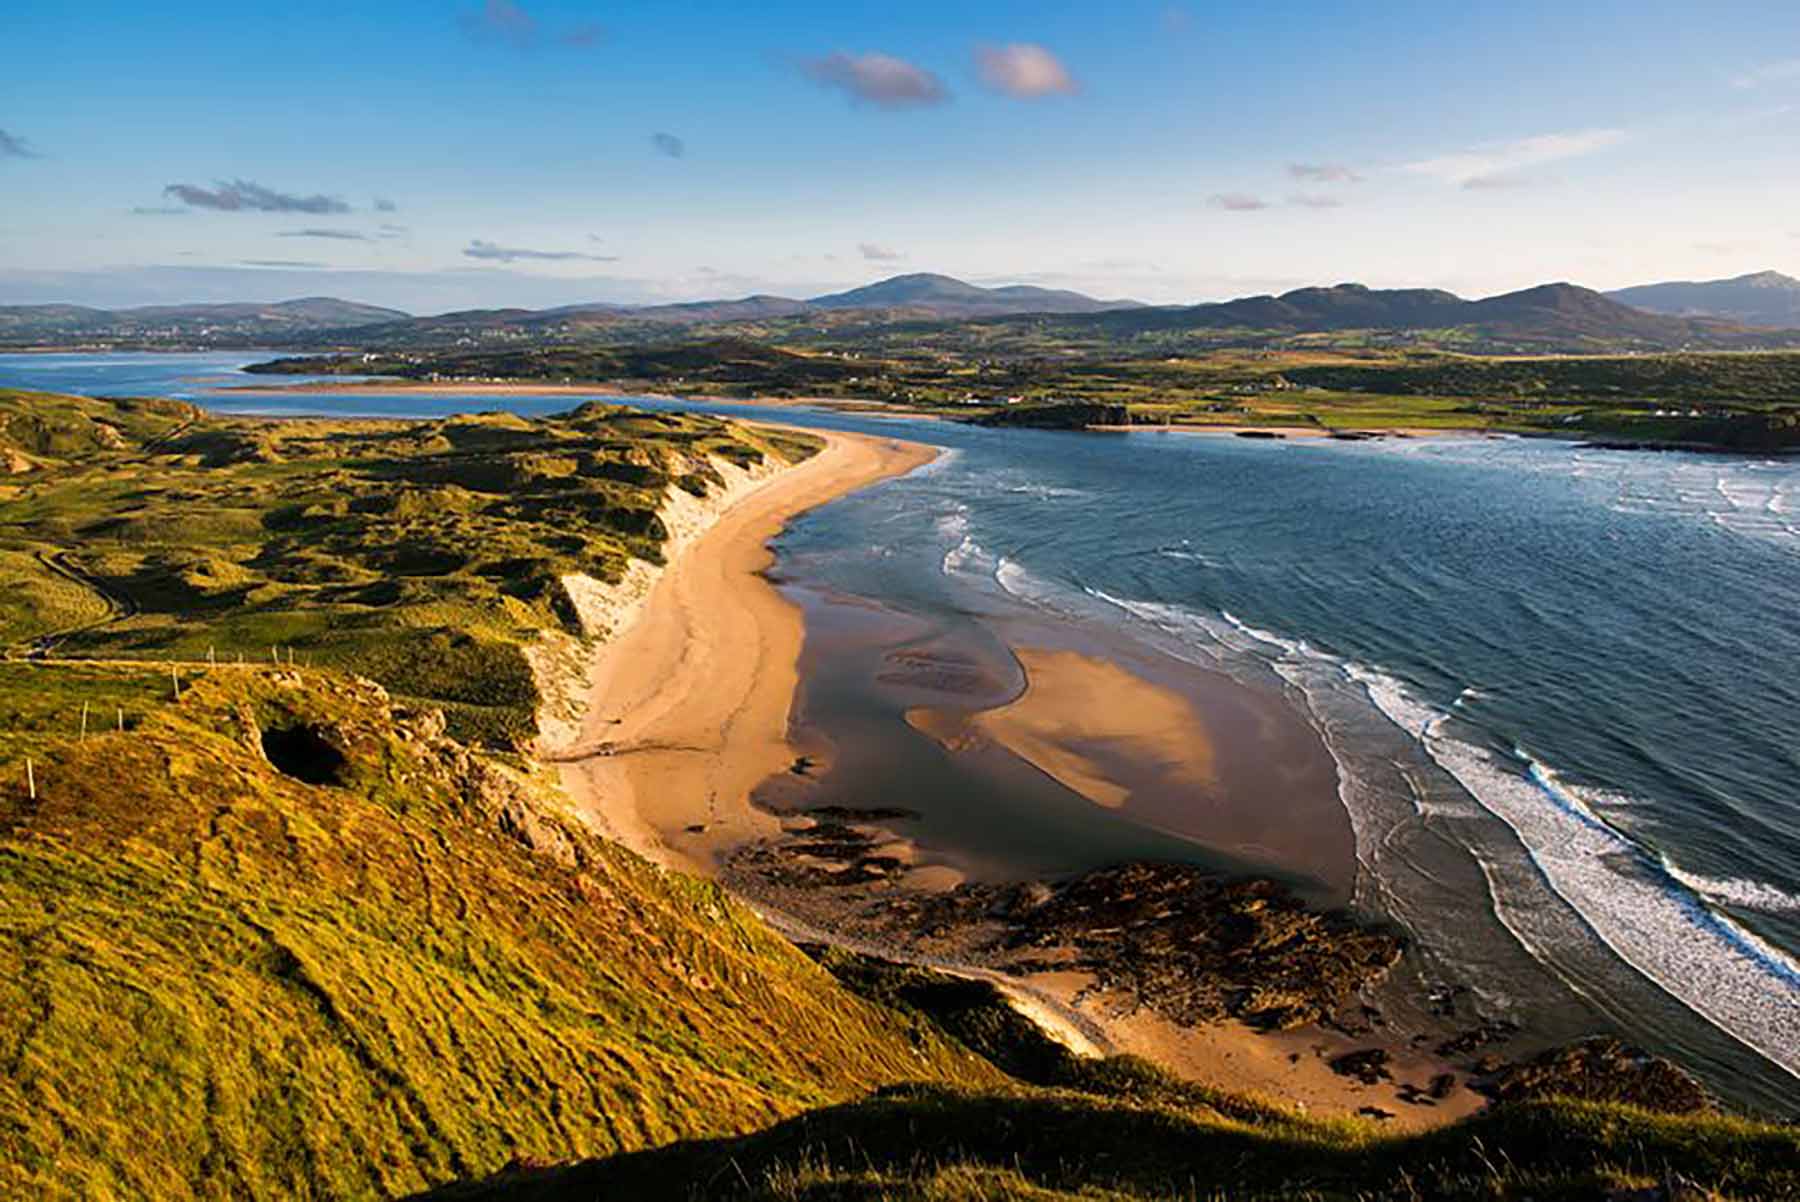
[{"xmin": 5, "ymin": 351, "xmax": 1797, "ymax": 1114}]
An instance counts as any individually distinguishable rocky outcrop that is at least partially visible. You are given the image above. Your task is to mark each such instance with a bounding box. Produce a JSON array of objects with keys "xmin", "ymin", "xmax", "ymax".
[
  {"xmin": 730, "ymin": 836, "xmax": 1403, "ymax": 1035},
  {"xmin": 1481, "ymin": 1037, "xmax": 1712, "ymax": 1114}
]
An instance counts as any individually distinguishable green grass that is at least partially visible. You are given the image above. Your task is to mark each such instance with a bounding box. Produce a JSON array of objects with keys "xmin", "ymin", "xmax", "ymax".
[
  {"xmin": 0, "ymin": 389, "xmax": 822, "ymax": 745},
  {"xmin": 0, "ymin": 663, "xmax": 998, "ymax": 1201}
]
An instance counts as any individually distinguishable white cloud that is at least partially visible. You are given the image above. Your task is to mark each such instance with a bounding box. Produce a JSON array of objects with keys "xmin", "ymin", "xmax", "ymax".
[
  {"xmin": 1209, "ymin": 193, "xmax": 1269, "ymax": 212},
  {"xmin": 1288, "ymin": 163, "xmax": 1361, "ymax": 184},
  {"xmin": 859, "ymin": 242, "xmax": 906, "ymax": 262},
  {"xmin": 1401, "ymin": 128, "xmax": 1627, "ymax": 188},
  {"xmin": 1732, "ymin": 59, "xmax": 1800, "ymax": 89},
  {"xmin": 975, "ymin": 43, "xmax": 1078, "ymax": 99}
]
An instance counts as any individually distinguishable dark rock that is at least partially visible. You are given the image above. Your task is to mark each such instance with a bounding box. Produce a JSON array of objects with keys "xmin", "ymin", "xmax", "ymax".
[
  {"xmin": 1436, "ymin": 1018, "xmax": 1519, "ymax": 1059},
  {"xmin": 1482, "ymin": 1037, "xmax": 1712, "ymax": 1115},
  {"xmin": 804, "ymin": 805, "xmax": 922, "ymax": 822},
  {"xmin": 1329, "ymin": 1048, "xmax": 1392, "ymax": 1085},
  {"xmin": 1005, "ymin": 863, "xmax": 1404, "ymax": 1032}
]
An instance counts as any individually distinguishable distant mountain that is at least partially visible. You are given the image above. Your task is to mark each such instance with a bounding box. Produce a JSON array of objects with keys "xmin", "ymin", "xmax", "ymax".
[
  {"xmin": 0, "ymin": 297, "xmax": 410, "ymax": 346},
  {"xmin": 1065, "ymin": 281, "xmax": 1778, "ymax": 350},
  {"xmin": 1606, "ymin": 271, "xmax": 1800, "ymax": 328},
  {"xmin": 228, "ymin": 274, "xmax": 1146, "ymax": 350},
  {"xmin": 808, "ymin": 273, "xmax": 1139, "ymax": 317},
  {"xmin": 10, "ymin": 275, "xmax": 1792, "ymax": 354}
]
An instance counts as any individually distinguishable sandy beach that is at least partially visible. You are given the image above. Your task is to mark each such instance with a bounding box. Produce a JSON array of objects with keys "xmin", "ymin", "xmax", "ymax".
[
  {"xmin": 532, "ymin": 421, "xmax": 1487, "ymax": 1130},
  {"xmin": 544, "ymin": 427, "xmax": 937, "ymax": 873}
]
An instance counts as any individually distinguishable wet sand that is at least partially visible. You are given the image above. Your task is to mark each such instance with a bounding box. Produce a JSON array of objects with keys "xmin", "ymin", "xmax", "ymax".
[
  {"xmin": 899, "ymin": 640, "xmax": 1354, "ymax": 900},
  {"xmin": 909, "ymin": 648, "xmax": 1218, "ymax": 811},
  {"xmin": 541, "ymin": 422, "xmax": 1481, "ymax": 1130}
]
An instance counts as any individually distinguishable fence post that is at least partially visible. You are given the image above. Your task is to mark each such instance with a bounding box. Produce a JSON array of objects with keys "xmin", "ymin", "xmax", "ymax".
[
  {"xmin": 79, "ymin": 701, "xmax": 88, "ymax": 741},
  {"xmin": 26, "ymin": 759, "xmax": 34, "ymax": 801}
]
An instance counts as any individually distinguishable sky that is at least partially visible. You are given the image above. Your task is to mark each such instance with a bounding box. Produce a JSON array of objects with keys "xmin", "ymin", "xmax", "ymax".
[{"xmin": 3, "ymin": 0, "xmax": 1799, "ymax": 314}]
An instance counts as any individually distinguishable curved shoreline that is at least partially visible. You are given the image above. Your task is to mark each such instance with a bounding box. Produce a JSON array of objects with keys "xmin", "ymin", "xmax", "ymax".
[
  {"xmin": 539, "ymin": 421, "xmax": 1483, "ymax": 1130},
  {"xmin": 544, "ymin": 427, "xmax": 938, "ymax": 873}
]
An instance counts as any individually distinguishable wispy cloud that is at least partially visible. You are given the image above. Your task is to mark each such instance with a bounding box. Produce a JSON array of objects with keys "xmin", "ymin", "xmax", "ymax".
[
  {"xmin": 461, "ymin": 0, "xmax": 536, "ymax": 47},
  {"xmin": 975, "ymin": 43, "xmax": 1078, "ymax": 99},
  {"xmin": 651, "ymin": 132, "xmax": 686, "ymax": 158},
  {"xmin": 800, "ymin": 52, "xmax": 948, "ymax": 109},
  {"xmin": 1210, "ymin": 193, "xmax": 1269, "ymax": 212},
  {"xmin": 859, "ymin": 242, "xmax": 906, "ymax": 262},
  {"xmin": 1288, "ymin": 162, "xmax": 1361, "ymax": 183},
  {"xmin": 279, "ymin": 228, "xmax": 371, "ymax": 241},
  {"xmin": 460, "ymin": 1, "xmax": 599, "ymax": 50},
  {"xmin": 1732, "ymin": 59, "xmax": 1800, "ymax": 89},
  {"xmin": 1401, "ymin": 128, "xmax": 1627, "ymax": 189},
  {"xmin": 131, "ymin": 206, "xmax": 188, "ymax": 216},
  {"xmin": 1161, "ymin": 5, "xmax": 1193, "ymax": 32},
  {"xmin": 241, "ymin": 259, "xmax": 327, "ymax": 269},
  {"xmin": 1288, "ymin": 194, "xmax": 1344, "ymax": 209},
  {"xmin": 0, "ymin": 128, "xmax": 40, "ymax": 159},
  {"xmin": 374, "ymin": 196, "xmax": 398, "ymax": 212},
  {"xmin": 463, "ymin": 239, "xmax": 620, "ymax": 263},
  {"xmin": 1460, "ymin": 173, "xmax": 1535, "ymax": 192},
  {"xmin": 164, "ymin": 179, "xmax": 352, "ymax": 214}
]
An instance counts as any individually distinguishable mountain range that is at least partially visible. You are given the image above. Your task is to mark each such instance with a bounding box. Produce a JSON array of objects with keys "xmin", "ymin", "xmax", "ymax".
[
  {"xmin": 3, "ymin": 271, "xmax": 1798, "ymax": 351},
  {"xmin": 1057, "ymin": 280, "xmax": 1770, "ymax": 349},
  {"xmin": 1605, "ymin": 270, "xmax": 1800, "ymax": 328}
]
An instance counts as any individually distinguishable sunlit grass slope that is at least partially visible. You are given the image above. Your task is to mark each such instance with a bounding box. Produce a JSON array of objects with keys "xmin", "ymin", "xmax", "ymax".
[{"xmin": 0, "ymin": 663, "xmax": 998, "ymax": 1200}]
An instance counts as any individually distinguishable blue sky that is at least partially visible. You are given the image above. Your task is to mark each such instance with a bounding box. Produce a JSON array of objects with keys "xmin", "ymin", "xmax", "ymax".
[{"xmin": 3, "ymin": 0, "xmax": 1799, "ymax": 312}]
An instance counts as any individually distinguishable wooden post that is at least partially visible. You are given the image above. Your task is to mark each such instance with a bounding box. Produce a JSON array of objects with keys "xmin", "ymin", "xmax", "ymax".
[
  {"xmin": 26, "ymin": 759, "xmax": 34, "ymax": 801},
  {"xmin": 208, "ymin": 645, "xmax": 216, "ymax": 666},
  {"xmin": 117, "ymin": 707, "xmax": 124, "ymax": 733},
  {"xmin": 79, "ymin": 701, "xmax": 88, "ymax": 741},
  {"xmin": 171, "ymin": 663, "xmax": 181, "ymax": 701},
  {"xmin": 271, "ymin": 646, "xmax": 279, "ymax": 666}
]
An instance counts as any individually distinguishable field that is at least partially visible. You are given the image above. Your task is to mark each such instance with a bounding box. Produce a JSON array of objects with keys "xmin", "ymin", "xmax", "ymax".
[{"xmin": 249, "ymin": 345, "xmax": 1800, "ymax": 450}]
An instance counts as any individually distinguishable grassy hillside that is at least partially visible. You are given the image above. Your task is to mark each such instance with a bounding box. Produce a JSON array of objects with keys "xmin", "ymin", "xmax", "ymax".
[
  {"xmin": 0, "ymin": 388, "xmax": 820, "ymax": 745},
  {"xmin": 0, "ymin": 662, "xmax": 1000, "ymax": 1200},
  {"xmin": 425, "ymin": 951, "xmax": 1800, "ymax": 1200},
  {"xmin": 425, "ymin": 1088, "xmax": 1800, "ymax": 1201}
]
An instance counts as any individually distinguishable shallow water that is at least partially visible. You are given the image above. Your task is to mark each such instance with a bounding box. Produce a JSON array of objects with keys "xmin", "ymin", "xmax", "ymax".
[{"xmin": 6, "ymin": 352, "xmax": 1797, "ymax": 1114}]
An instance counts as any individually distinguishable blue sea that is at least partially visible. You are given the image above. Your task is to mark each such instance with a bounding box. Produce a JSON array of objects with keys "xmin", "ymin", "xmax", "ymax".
[{"xmin": 6, "ymin": 351, "xmax": 1797, "ymax": 1114}]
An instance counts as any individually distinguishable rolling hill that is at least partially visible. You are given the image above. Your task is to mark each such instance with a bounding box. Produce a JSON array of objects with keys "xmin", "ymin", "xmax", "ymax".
[
  {"xmin": 0, "ymin": 297, "xmax": 410, "ymax": 345},
  {"xmin": 808, "ymin": 272, "xmax": 1141, "ymax": 316},
  {"xmin": 1607, "ymin": 270, "xmax": 1800, "ymax": 328},
  {"xmin": 1052, "ymin": 281, "xmax": 1784, "ymax": 350}
]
